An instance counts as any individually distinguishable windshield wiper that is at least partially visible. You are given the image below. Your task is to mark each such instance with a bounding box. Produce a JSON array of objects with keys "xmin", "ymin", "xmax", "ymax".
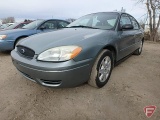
[{"xmin": 67, "ymin": 25, "xmax": 99, "ymax": 29}]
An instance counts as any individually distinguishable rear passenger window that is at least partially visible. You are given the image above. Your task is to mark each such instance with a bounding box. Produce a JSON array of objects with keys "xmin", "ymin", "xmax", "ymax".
[
  {"xmin": 120, "ymin": 14, "xmax": 132, "ymax": 27},
  {"xmin": 129, "ymin": 16, "xmax": 139, "ymax": 30}
]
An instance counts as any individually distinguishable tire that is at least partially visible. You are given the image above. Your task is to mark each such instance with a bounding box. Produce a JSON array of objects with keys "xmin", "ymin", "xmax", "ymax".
[
  {"xmin": 14, "ymin": 37, "xmax": 26, "ymax": 48},
  {"xmin": 134, "ymin": 40, "xmax": 143, "ymax": 55},
  {"xmin": 88, "ymin": 50, "xmax": 114, "ymax": 88}
]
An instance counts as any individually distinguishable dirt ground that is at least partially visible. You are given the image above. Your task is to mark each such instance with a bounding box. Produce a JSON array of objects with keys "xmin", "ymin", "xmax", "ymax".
[{"xmin": 0, "ymin": 42, "xmax": 160, "ymax": 120}]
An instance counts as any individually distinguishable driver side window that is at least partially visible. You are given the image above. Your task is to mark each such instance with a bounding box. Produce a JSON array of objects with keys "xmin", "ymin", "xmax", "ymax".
[
  {"xmin": 129, "ymin": 16, "xmax": 139, "ymax": 30},
  {"xmin": 120, "ymin": 14, "xmax": 132, "ymax": 27},
  {"xmin": 40, "ymin": 21, "xmax": 56, "ymax": 30}
]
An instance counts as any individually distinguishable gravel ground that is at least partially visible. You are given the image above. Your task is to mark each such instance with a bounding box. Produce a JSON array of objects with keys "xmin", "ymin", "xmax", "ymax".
[{"xmin": 0, "ymin": 42, "xmax": 160, "ymax": 120}]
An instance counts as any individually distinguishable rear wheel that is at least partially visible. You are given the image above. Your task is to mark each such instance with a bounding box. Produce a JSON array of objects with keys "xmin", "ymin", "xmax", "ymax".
[
  {"xmin": 134, "ymin": 40, "xmax": 143, "ymax": 55},
  {"xmin": 88, "ymin": 50, "xmax": 114, "ymax": 88}
]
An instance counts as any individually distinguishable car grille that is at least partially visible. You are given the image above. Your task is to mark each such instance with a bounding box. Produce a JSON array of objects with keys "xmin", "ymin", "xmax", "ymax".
[
  {"xmin": 40, "ymin": 79, "xmax": 62, "ymax": 85},
  {"xmin": 17, "ymin": 46, "xmax": 35, "ymax": 59}
]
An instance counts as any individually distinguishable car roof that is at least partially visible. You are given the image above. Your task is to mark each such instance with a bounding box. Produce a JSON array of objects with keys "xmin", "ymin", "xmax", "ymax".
[
  {"xmin": 86, "ymin": 11, "xmax": 129, "ymax": 16},
  {"xmin": 44, "ymin": 19, "xmax": 69, "ymax": 22},
  {"xmin": 31, "ymin": 19, "xmax": 69, "ymax": 23}
]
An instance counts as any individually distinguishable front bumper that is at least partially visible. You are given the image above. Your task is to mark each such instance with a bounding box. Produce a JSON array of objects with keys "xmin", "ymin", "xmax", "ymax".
[
  {"xmin": 0, "ymin": 40, "xmax": 14, "ymax": 51},
  {"xmin": 11, "ymin": 50, "xmax": 93, "ymax": 88}
]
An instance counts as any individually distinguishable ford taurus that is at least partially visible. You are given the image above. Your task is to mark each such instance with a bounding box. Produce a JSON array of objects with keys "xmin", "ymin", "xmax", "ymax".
[{"xmin": 11, "ymin": 12, "xmax": 144, "ymax": 88}]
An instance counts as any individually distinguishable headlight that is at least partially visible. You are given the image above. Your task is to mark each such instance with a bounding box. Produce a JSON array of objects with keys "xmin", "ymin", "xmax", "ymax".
[
  {"xmin": 0, "ymin": 35, "xmax": 7, "ymax": 40},
  {"xmin": 37, "ymin": 46, "xmax": 82, "ymax": 62}
]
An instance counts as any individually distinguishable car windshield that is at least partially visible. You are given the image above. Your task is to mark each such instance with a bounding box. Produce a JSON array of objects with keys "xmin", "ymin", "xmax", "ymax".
[
  {"xmin": 4, "ymin": 23, "xmax": 19, "ymax": 29},
  {"xmin": 67, "ymin": 13, "xmax": 119, "ymax": 30},
  {"xmin": 22, "ymin": 20, "xmax": 44, "ymax": 29}
]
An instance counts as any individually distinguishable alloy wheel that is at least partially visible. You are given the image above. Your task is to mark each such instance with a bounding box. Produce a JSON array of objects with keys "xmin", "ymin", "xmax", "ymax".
[{"xmin": 98, "ymin": 56, "xmax": 111, "ymax": 82}]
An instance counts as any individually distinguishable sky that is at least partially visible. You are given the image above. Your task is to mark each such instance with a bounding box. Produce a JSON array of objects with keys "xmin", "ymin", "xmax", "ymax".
[{"xmin": 0, "ymin": 0, "xmax": 147, "ymax": 22}]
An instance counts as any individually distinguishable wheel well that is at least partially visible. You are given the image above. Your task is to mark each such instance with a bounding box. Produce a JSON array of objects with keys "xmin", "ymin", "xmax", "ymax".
[
  {"xmin": 14, "ymin": 36, "xmax": 28, "ymax": 47},
  {"xmin": 103, "ymin": 45, "xmax": 117, "ymax": 62}
]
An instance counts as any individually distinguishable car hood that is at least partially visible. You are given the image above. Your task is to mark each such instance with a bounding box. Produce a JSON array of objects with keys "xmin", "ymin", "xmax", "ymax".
[
  {"xmin": 0, "ymin": 28, "xmax": 13, "ymax": 31},
  {"xmin": 0, "ymin": 29, "xmax": 34, "ymax": 35},
  {"xmin": 18, "ymin": 28, "xmax": 107, "ymax": 54}
]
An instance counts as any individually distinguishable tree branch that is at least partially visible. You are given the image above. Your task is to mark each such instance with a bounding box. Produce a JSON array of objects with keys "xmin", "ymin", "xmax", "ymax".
[
  {"xmin": 150, "ymin": 0, "xmax": 156, "ymax": 29},
  {"xmin": 146, "ymin": 0, "xmax": 153, "ymax": 32}
]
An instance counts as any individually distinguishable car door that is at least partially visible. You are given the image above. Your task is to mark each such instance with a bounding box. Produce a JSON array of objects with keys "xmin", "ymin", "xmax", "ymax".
[
  {"xmin": 117, "ymin": 14, "xmax": 135, "ymax": 60},
  {"xmin": 129, "ymin": 16, "xmax": 143, "ymax": 50},
  {"xmin": 37, "ymin": 20, "xmax": 57, "ymax": 33}
]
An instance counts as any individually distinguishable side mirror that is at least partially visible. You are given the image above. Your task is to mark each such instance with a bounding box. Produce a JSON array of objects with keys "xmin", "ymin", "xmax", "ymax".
[{"xmin": 121, "ymin": 24, "xmax": 133, "ymax": 30}]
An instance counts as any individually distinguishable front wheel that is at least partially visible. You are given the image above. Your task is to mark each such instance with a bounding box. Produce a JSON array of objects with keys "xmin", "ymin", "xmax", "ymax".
[{"xmin": 88, "ymin": 50, "xmax": 114, "ymax": 88}]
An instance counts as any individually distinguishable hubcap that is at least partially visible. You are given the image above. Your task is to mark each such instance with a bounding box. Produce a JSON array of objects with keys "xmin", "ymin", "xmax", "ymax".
[
  {"xmin": 139, "ymin": 41, "xmax": 143, "ymax": 53},
  {"xmin": 98, "ymin": 56, "xmax": 111, "ymax": 82}
]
